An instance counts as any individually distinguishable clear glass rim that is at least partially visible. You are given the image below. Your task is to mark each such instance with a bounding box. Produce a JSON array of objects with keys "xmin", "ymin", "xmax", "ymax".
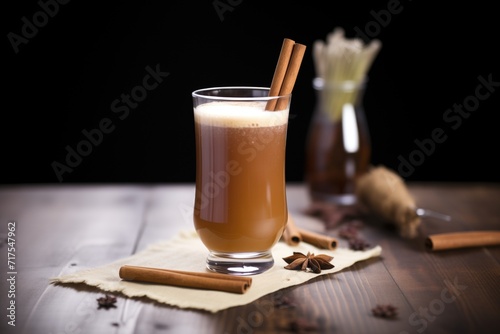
[{"xmin": 192, "ymin": 86, "xmax": 291, "ymax": 101}]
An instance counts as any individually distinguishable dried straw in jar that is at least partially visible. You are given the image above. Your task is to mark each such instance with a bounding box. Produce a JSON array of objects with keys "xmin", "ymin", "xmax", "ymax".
[{"xmin": 312, "ymin": 27, "xmax": 381, "ymax": 120}]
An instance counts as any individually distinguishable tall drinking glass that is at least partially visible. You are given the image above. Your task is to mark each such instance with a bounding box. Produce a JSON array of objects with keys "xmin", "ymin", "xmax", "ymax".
[{"xmin": 192, "ymin": 87, "xmax": 291, "ymax": 275}]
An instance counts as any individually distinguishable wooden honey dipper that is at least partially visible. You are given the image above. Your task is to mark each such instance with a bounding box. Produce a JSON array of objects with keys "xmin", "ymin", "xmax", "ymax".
[{"xmin": 355, "ymin": 165, "xmax": 451, "ymax": 239}]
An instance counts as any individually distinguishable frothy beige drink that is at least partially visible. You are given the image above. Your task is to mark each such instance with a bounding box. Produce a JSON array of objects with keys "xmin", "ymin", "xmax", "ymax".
[
  {"xmin": 193, "ymin": 101, "xmax": 289, "ymax": 253},
  {"xmin": 191, "ymin": 39, "xmax": 304, "ymax": 274}
]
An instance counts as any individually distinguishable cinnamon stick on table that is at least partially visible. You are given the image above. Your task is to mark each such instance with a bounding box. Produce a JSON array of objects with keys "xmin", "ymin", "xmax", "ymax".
[
  {"xmin": 298, "ymin": 227, "xmax": 338, "ymax": 250},
  {"xmin": 425, "ymin": 231, "xmax": 500, "ymax": 251},
  {"xmin": 283, "ymin": 213, "xmax": 337, "ymax": 250},
  {"xmin": 282, "ymin": 213, "xmax": 302, "ymax": 246},
  {"xmin": 119, "ymin": 265, "xmax": 252, "ymax": 294}
]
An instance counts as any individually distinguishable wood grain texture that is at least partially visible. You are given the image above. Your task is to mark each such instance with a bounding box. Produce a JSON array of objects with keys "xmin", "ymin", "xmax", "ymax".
[{"xmin": 0, "ymin": 183, "xmax": 499, "ymax": 334}]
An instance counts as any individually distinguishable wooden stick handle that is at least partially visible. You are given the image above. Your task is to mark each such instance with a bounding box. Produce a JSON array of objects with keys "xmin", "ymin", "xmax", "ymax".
[
  {"xmin": 119, "ymin": 265, "xmax": 252, "ymax": 294},
  {"xmin": 425, "ymin": 231, "xmax": 500, "ymax": 251}
]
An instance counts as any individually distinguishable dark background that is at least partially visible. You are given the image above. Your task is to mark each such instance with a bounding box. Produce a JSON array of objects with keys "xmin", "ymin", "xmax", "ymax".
[{"xmin": 3, "ymin": 0, "xmax": 499, "ymax": 184}]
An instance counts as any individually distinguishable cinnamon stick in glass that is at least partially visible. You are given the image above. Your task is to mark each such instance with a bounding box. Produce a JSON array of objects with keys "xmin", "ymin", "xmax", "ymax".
[
  {"xmin": 119, "ymin": 265, "xmax": 252, "ymax": 294},
  {"xmin": 266, "ymin": 38, "xmax": 295, "ymax": 111},
  {"xmin": 274, "ymin": 42, "xmax": 306, "ymax": 111},
  {"xmin": 266, "ymin": 38, "xmax": 306, "ymax": 111}
]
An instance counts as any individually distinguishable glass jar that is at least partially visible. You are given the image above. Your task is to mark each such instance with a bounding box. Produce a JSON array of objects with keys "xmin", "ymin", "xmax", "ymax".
[{"xmin": 305, "ymin": 78, "xmax": 371, "ymax": 205}]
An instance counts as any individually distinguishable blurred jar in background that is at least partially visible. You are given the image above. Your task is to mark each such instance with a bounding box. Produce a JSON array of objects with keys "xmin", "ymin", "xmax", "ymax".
[{"xmin": 305, "ymin": 77, "xmax": 371, "ymax": 206}]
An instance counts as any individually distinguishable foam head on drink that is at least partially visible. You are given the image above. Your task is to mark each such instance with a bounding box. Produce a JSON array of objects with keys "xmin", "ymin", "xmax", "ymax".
[{"xmin": 194, "ymin": 100, "xmax": 289, "ymax": 253}]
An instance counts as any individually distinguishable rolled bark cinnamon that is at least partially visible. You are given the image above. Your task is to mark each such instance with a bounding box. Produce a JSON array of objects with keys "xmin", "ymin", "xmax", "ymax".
[
  {"xmin": 266, "ymin": 38, "xmax": 295, "ymax": 111},
  {"xmin": 274, "ymin": 42, "xmax": 306, "ymax": 111},
  {"xmin": 282, "ymin": 214, "xmax": 338, "ymax": 249},
  {"xmin": 119, "ymin": 265, "xmax": 252, "ymax": 294},
  {"xmin": 266, "ymin": 39, "xmax": 306, "ymax": 111},
  {"xmin": 298, "ymin": 227, "xmax": 338, "ymax": 250},
  {"xmin": 425, "ymin": 231, "xmax": 500, "ymax": 251},
  {"xmin": 282, "ymin": 214, "xmax": 302, "ymax": 246}
]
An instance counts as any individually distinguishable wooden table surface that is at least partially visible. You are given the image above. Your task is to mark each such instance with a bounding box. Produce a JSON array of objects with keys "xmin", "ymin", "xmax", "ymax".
[{"xmin": 1, "ymin": 182, "xmax": 499, "ymax": 334}]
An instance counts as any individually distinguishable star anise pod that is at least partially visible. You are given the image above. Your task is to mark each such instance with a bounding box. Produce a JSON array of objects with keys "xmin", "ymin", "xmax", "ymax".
[
  {"xmin": 96, "ymin": 294, "xmax": 117, "ymax": 309},
  {"xmin": 371, "ymin": 304, "xmax": 398, "ymax": 319},
  {"xmin": 283, "ymin": 251, "xmax": 334, "ymax": 273}
]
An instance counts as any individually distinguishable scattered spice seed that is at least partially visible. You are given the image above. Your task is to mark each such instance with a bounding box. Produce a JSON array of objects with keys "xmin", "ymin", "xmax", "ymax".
[
  {"xmin": 338, "ymin": 225, "xmax": 359, "ymax": 240},
  {"xmin": 96, "ymin": 294, "xmax": 117, "ymax": 309},
  {"xmin": 273, "ymin": 295, "xmax": 296, "ymax": 309},
  {"xmin": 154, "ymin": 323, "xmax": 169, "ymax": 330},
  {"xmin": 283, "ymin": 252, "xmax": 334, "ymax": 274},
  {"xmin": 288, "ymin": 317, "xmax": 319, "ymax": 332},
  {"xmin": 304, "ymin": 202, "xmax": 374, "ymax": 252},
  {"xmin": 303, "ymin": 202, "xmax": 359, "ymax": 228},
  {"xmin": 338, "ymin": 220, "xmax": 365, "ymax": 239},
  {"xmin": 348, "ymin": 238, "xmax": 371, "ymax": 251},
  {"xmin": 348, "ymin": 220, "xmax": 365, "ymax": 230},
  {"xmin": 372, "ymin": 304, "xmax": 398, "ymax": 319}
]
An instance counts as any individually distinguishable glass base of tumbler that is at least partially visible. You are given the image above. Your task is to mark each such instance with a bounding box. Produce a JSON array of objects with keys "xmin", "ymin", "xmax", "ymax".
[{"xmin": 206, "ymin": 251, "xmax": 274, "ymax": 275}]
